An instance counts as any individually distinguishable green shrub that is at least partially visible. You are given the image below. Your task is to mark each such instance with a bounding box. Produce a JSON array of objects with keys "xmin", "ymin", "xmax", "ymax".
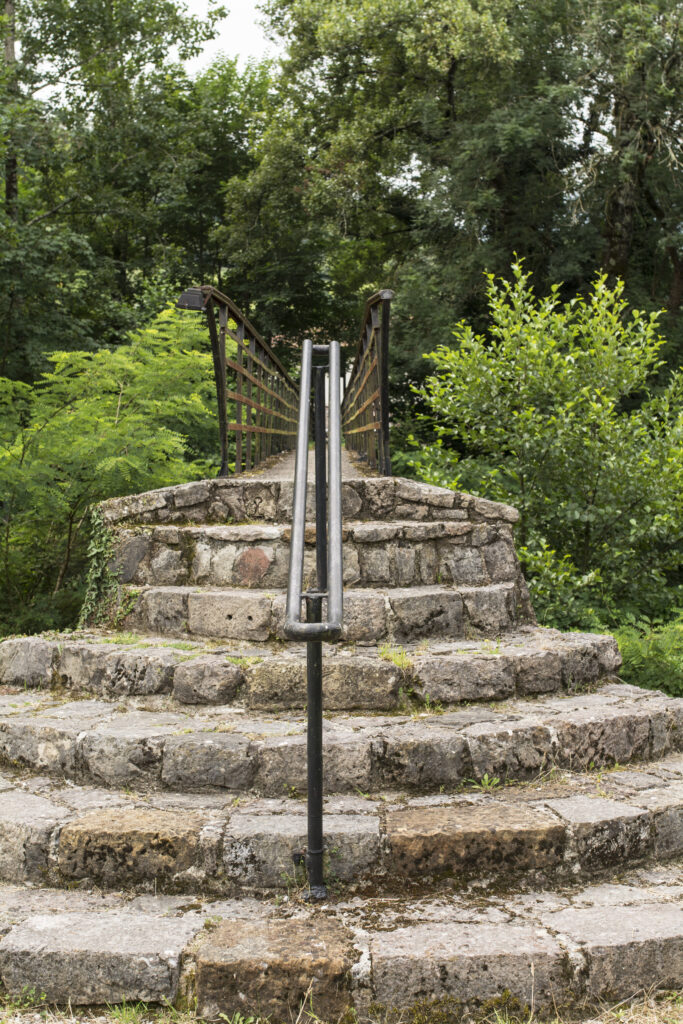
[
  {"xmin": 0, "ymin": 307, "xmax": 217, "ymax": 636},
  {"xmin": 616, "ymin": 615, "xmax": 683, "ymax": 698},
  {"xmin": 410, "ymin": 262, "xmax": 683, "ymax": 626}
]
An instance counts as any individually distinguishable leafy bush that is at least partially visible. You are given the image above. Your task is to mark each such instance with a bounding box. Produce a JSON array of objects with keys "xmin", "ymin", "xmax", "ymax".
[
  {"xmin": 0, "ymin": 308, "xmax": 217, "ymax": 636},
  {"xmin": 616, "ymin": 616, "xmax": 683, "ymax": 698},
  {"xmin": 410, "ymin": 263, "xmax": 683, "ymax": 626}
]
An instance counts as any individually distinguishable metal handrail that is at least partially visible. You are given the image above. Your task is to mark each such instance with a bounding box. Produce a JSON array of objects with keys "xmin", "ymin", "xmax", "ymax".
[
  {"xmin": 284, "ymin": 338, "xmax": 343, "ymax": 642},
  {"xmin": 283, "ymin": 337, "xmax": 344, "ymax": 900},
  {"xmin": 177, "ymin": 285, "xmax": 298, "ymax": 476},
  {"xmin": 341, "ymin": 288, "xmax": 394, "ymax": 475}
]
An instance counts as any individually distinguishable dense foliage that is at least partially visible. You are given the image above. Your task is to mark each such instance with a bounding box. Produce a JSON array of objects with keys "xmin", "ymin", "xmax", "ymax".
[
  {"xmin": 616, "ymin": 615, "xmax": 683, "ymax": 698},
  {"xmin": 244, "ymin": 0, "xmax": 683, "ymax": 393},
  {"xmin": 0, "ymin": 309, "xmax": 215, "ymax": 634},
  {"xmin": 410, "ymin": 264, "xmax": 683, "ymax": 630},
  {"xmin": 1, "ymin": 0, "xmax": 272, "ymax": 380}
]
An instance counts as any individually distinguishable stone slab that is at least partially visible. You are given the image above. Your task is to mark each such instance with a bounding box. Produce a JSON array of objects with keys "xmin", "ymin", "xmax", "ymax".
[
  {"xmin": 223, "ymin": 812, "xmax": 380, "ymax": 887},
  {"xmin": 369, "ymin": 920, "xmax": 564, "ymax": 1009},
  {"xmin": 0, "ymin": 912, "xmax": 202, "ymax": 1004},
  {"xmin": 542, "ymin": 903, "xmax": 683, "ymax": 1000},
  {"xmin": 386, "ymin": 801, "xmax": 565, "ymax": 877},
  {"xmin": 0, "ymin": 789, "xmax": 66, "ymax": 882},
  {"xmin": 57, "ymin": 808, "xmax": 213, "ymax": 890},
  {"xmin": 195, "ymin": 917, "xmax": 357, "ymax": 1021}
]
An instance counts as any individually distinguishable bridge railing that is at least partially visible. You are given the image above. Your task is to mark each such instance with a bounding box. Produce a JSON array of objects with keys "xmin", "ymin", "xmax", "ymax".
[
  {"xmin": 341, "ymin": 289, "xmax": 394, "ymax": 476},
  {"xmin": 177, "ymin": 286, "xmax": 298, "ymax": 476}
]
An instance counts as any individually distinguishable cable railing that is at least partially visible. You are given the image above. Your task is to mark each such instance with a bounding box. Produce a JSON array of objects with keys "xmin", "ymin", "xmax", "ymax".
[
  {"xmin": 283, "ymin": 337, "xmax": 344, "ymax": 899},
  {"xmin": 341, "ymin": 288, "xmax": 394, "ymax": 476},
  {"xmin": 177, "ymin": 286, "xmax": 298, "ymax": 476}
]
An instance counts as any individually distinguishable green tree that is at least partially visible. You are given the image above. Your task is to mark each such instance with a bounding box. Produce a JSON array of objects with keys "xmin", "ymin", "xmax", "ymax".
[
  {"xmin": 411, "ymin": 263, "xmax": 683, "ymax": 626},
  {"xmin": 0, "ymin": 307, "xmax": 215, "ymax": 635},
  {"xmin": 225, "ymin": 0, "xmax": 682, "ymax": 380},
  {"xmin": 1, "ymin": 1, "xmax": 276, "ymax": 381}
]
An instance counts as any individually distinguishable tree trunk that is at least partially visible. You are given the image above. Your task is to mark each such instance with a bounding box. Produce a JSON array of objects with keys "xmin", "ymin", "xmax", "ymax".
[
  {"xmin": 4, "ymin": 0, "xmax": 18, "ymax": 218},
  {"xmin": 668, "ymin": 247, "xmax": 683, "ymax": 316}
]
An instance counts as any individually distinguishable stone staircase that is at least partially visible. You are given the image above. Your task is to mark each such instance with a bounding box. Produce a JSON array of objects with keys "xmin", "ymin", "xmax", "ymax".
[{"xmin": 0, "ymin": 470, "xmax": 681, "ymax": 1019}]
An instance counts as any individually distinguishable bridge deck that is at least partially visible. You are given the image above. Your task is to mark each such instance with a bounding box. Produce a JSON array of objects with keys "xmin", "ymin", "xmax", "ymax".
[{"xmin": 248, "ymin": 446, "xmax": 365, "ymax": 480}]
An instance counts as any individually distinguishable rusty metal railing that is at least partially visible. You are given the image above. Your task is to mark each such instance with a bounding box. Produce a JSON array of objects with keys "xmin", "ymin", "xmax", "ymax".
[
  {"xmin": 341, "ymin": 289, "xmax": 394, "ymax": 476},
  {"xmin": 177, "ymin": 286, "xmax": 298, "ymax": 476}
]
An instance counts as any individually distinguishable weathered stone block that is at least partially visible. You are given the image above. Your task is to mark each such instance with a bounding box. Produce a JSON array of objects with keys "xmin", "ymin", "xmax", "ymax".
[
  {"xmin": 233, "ymin": 546, "xmax": 275, "ymax": 587},
  {"xmin": 341, "ymin": 591, "xmax": 387, "ymax": 642},
  {"xmin": 542, "ymin": 903, "xmax": 683, "ymax": 1001},
  {"xmin": 378, "ymin": 725, "xmax": 471, "ymax": 789},
  {"xmin": 0, "ymin": 912, "xmax": 201, "ymax": 1004},
  {"xmin": 545, "ymin": 795, "xmax": 651, "ymax": 871},
  {"xmin": 463, "ymin": 719, "xmax": 554, "ymax": 782},
  {"xmin": 79, "ymin": 718, "xmax": 167, "ymax": 788},
  {"xmin": 395, "ymin": 479, "xmax": 455, "ymax": 509},
  {"xmin": 412, "ymin": 654, "xmax": 515, "ymax": 704},
  {"xmin": 195, "ymin": 918, "xmax": 357, "ymax": 1021},
  {"xmin": 255, "ymin": 731, "xmax": 373, "ymax": 796},
  {"xmin": 551, "ymin": 706, "xmax": 654, "ymax": 769},
  {"xmin": 0, "ymin": 719, "xmax": 79, "ymax": 775},
  {"xmin": 386, "ymin": 801, "xmax": 565, "ymax": 878},
  {"xmin": 172, "ymin": 657, "xmax": 243, "ymax": 704},
  {"xmin": 134, "ymin": 587, "xmax": 188, "ymax": 633},
  {"xmin": 483, "ymin": 540, "xmax": 520, "ymax": 583},
  {"xmin": 173, "ymin": 481, "xmax": 210, "ymax": 508},
  {"xmin": 0, "ymin": 637, "xmax": 56, "ymax": 688},
  {"xmin": 438, "ymin": 546, "xmax": 488, "ymax": 586},
  {"xmin": 57, "ymin": 808, "xmax": 210, "ymax": 889},
  {"xmin": 246, "ymin": 657, "xmax": 400, "ymax": 711},
  {"xmin": 461, "ymin": 584, "xmax": 515, "ymax": 632},
  {"xmin": 161, "ymin": 732, "xmax": 255, "ymax": 791},
  {"xmin": 223, "ymin": 812, "xmax": 379, "ymax": 887},
  {"xmin": 245, "ymin": 661, "xmax": 306, "ymax": 709},
  {"xmin": 513, "ymin": 647, "xmax": 564, "ymax": 696},
  {"xmin": 369, "ymin": 921, "xmax": 562, "ymax": 1009},
  {"xmin": 149, "ymin": 547, "xmax": 183, "ymax": 585},
  {"xmin": 395, "ymin": 546, "xmax": 419, "ymax": 586},
  {"xmin": 111, "ymin": 534, "xmax": 150, "ymax": 583},
  {"xmin": 0, "ymin": 790, "xmax": 64, "ymax": 882},
  {"xmin": 389, "ymin": 588, "xmax": 463, "ymax": 642},
  {"xmin": 627, "ymin": 781, "xmax": 683, "ymax": 858},
  {"xmin": 59, "ymin": 644, "xmax": 177, "ymax": 697},
  {"xmin": 357, "ymin": 545, "xmax": 397, "ymax": 584},
  {"xmin": 187, "ymin": 590, "xmax": 272, "ymax": 640}
]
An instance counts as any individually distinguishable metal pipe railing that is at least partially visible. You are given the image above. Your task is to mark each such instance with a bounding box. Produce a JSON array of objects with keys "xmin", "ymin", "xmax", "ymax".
[
  {"xmin": 177, "ymin": 285, "xmax": 298, "ymax": 476},
  {"xmin": 284, "ymin": 337, "xmax": 344, "ymax": 899},
  {"xmin": 284, "ymin": 338, "xmax": 343, "ymax": 642},
  {"xmin": 341, "ymin": 288, "xmax": 394, "ymax": 475}
]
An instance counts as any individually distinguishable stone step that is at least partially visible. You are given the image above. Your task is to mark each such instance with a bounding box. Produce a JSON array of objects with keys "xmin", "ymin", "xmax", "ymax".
[
  {"xmin": 0, "ymin": 867, "xmax": 680, "ymax": 1012},
  {"xmin": 100, "ymin": 475, "xmax": 520, "ymax": 529},
  {"xmin": 0, "ymin": 756, "xmax": 679, "ymax": 896},
  {"xmin": 0, "ymin": 684, "xmax": 679, "ymax": 796},
  {"xmin": 119, "ymin": 580, "xmax": 535, "ymax": 642},
  {"xmin": 112, "ymin": 519, "xmax": 524, "ymax": 592},
  {"xmin": 0, "ymin": 627, "xmax": 621, "ymax": 710}
]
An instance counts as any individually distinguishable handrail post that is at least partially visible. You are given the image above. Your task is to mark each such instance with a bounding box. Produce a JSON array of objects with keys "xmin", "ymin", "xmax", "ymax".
[
  {"xmin": 305, "ymin": 589, "xmax": 325, "ymax": 898},
  {"xmin": 285, "ymin": 339, "xmax": 344, "ymax": 900},
  {"xmin": 205, "ymin": 298, "xmax": 229, "ymax": 477},
  {"xmin": 306, "ymin": 365, "xmax": 328, "ymax": 898}
]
